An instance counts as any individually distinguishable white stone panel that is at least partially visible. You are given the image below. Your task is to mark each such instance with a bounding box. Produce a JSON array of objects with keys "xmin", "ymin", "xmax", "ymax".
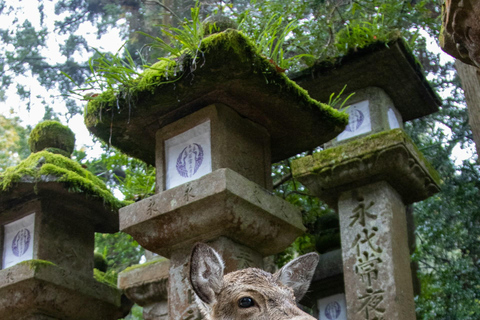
[
  {"xmin": 337, "ymin": 100, "xmax": 371, "ymax": 141},
  {"xmin": 317, "ymin": 293, "xmax": 347, "ymax": 320},
  {"xmin": 165, "ymin": 121, "xmax": 212, "ymax": 189},
  {"xmin": 388, "ymin": 108, "xmax": 401, "ymax": 129},
  {"xmin": 2, "ymin": 213, "xmax": 35, "ymax": 269}
]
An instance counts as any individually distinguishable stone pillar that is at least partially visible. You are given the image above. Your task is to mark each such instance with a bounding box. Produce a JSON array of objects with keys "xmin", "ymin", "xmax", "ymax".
[
  {"xmin": 84, "ymin": 29, "xmax": 348, "ymax": 320},
  {"xmin": 118, "ymin": 256, "xmax": 170, "ymax": 320},
  {"xmin": 292, "ymin": 129, "xmax": 440, "ymax": 320},
  {"xmin": 339, "ymin": 182, "xmax": 414, "ymax": 319},
  {"xmin": 0, "ymin": 121, "xmax": 126, "ymax": 320}
]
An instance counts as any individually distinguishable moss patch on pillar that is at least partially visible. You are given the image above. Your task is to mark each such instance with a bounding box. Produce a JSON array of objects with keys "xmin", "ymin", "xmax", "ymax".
[{"xmin": 17, "ymin": 259, "xmax": 56, "ymax": 271}]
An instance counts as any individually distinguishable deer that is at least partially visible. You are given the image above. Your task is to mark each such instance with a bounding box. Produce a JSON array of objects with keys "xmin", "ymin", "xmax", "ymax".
[{"xmin": 189, "ymin": 243, "xmax": 319, "ymax": 320}]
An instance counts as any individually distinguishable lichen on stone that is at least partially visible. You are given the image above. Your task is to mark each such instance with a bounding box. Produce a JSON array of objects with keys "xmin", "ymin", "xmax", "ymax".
[{"xmin": 0, "ymin": 150, "xmax": 124, "ymax": 210}]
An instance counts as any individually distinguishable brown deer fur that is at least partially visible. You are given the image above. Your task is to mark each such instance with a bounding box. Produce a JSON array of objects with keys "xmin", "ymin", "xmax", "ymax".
[{"xmin": 190, "ymin": 243, "xmax": 319, "ymax": 320}]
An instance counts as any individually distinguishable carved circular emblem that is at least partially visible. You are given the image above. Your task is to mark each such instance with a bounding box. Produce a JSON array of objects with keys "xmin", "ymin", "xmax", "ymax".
[
  {"xmin": 12, "ymin": 228, "xmax": 31, "ymax": 257},
  {"xmin": 176, "ymin": 143, "xmax": 204, "ymax": 178},
  {"xmin": 345, "ymin": 109, "xmax": 364, "ymax": 132},
  {"xmin": 324, "ymin": 301, "xmax": 341, "ymax": 319}
]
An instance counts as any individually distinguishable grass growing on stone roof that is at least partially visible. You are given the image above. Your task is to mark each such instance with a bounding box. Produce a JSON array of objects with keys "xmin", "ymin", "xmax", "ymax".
[
  {"xmin": 85, "ymin": 29, "xmax": 348, "ymax": 128},
  {"xmin": 0, "ymin": 150, "xmax": 124, "ymax": 210}
]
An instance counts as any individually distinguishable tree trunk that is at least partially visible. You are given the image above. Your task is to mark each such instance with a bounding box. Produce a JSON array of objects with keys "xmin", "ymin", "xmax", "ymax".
[{"xmin": 455, "ymin": 60, "xmax": 480, "ymax": 159}]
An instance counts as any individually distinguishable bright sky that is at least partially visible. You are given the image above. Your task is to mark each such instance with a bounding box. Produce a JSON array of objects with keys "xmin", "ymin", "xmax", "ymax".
[{"xmin": 0, "ymin": 0, "xmax": 124, "ymax": 157}]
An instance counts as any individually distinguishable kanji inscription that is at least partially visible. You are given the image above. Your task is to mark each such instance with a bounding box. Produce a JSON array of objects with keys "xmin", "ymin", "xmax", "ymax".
[{"xmin": 349, "ymin": 196, "xmax": 386, "ymax": 320}]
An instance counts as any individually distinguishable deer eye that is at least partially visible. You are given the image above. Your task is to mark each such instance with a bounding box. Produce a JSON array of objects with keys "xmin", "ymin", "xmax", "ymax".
[{"xmin": 238, "ymin": 297, "xmax": 255, "ymax": 308}]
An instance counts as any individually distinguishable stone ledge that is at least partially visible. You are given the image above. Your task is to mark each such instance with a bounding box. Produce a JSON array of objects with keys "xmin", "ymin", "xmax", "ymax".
[
  {"xmin": 292, "ymin": 129, "xmax": 441, "ymax": 206},
  {"xmin": 118, "ymin": 258, "xmax": 170, "ymax": 306},
  {"xmin": 120, "ymin": 168, "xmax": 305, "ymax": 257},
  {"xmin": 0, "ymin": 261, "xmax": 122, "ymax": 320}
]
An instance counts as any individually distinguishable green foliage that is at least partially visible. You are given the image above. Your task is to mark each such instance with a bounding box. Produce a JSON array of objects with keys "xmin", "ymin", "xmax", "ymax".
[
  {"xmin": 95, "ymin": 232, "xmax": 145, "ymax": 274},
  {"xmin": 327, "ymin": 85, "xmax": 355, "ymax": 110},
  {"xmin": 0, "ymin": 115, "xmax": 30, "ymax": 171}
]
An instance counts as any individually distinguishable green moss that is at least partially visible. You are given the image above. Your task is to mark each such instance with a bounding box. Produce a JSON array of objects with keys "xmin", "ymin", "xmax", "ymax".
[
  {"xmin": 18, "ymin": 259, "xmax": 56, "ymax": 271},
  {"xmin": 28, "ymin": 121, "xmax": 75, "ymax": 157},
  {"xmin": 84, "ymin": 29, "xmax": 348, "ymax": 130},
  {"xmin": 0, "ymin": 150, "xmax": 124, "ymax": 210},
  {"xmin": 120, "ymin": 257, "xmax": 168, "ymax": 274},
  {"xmin": 203, "ymin": 15, "xmax": 238, "ymax": 36},
  {"xmin": 93, "ymin": 268, "xmax": 118, "ymax": 288},
  {"xmin": 294, "ymin": 129, "xmax": 441, "ymax": 185}
]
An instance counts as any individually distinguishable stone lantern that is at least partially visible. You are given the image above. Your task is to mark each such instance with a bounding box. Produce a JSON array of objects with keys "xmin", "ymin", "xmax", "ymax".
[
  {"xmin": 0, "ymin": 121, "xmax": 126, "ymax": 320},
  {"xmin": 292, "ymin": 39, "xmax": 442, "ymax": 320},
  {"xmin": 85, "ymin": 29, "xmax": 348, "ymax": 319}
]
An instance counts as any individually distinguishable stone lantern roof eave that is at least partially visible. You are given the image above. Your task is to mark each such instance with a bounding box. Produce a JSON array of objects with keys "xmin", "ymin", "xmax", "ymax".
[{"xmin": 84, "ymin": 29, "xmax": 349, "ymax": 165}]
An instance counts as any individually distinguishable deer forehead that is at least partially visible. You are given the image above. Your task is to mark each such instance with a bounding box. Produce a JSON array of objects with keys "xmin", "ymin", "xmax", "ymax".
[{"xmin": 220, "ymin": 268, "xmax": 296, "ymax": 300}]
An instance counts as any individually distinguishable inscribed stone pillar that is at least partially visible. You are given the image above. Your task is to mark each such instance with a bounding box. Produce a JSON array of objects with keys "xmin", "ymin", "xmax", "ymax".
[
  {"xmin": 339, "ymin": 182, "xmax": 414, "ymax": 320},
  {"xmin": 292, "ymin": 129, "xmax": 441, "ymax": 320}
]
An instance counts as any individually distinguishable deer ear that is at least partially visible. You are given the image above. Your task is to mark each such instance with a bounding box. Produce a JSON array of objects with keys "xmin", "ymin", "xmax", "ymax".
[
  {"xmin": 190, "ymin": 243, "xmax": 225, "ymax": 305},
  {"xmin": 274, "ymin": 252, "xmax": 319, "ymax": 302}
]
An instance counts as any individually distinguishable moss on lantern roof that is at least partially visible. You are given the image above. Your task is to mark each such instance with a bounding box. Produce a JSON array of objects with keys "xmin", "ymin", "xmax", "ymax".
[
  {"xmin": 17, "ymin": 259, "xmax": 56, "ymax": 271},
  {"xmin": 292, "ymin": 38, "xmax": 440, "ymax": 122},
  {"xmin": 28, "ymin": 120, "xmax": 75, "ymax": 157},
  {"xmin": 84, "ymin": 29, "xmax": 348, "ymax": 164},
  {"xmin": 292, "ymin": 128, "xmax": 441, "ymax": 185},
  {"xmin": 0, "ymin": 150, "xmax": 125, "ymax": 210}
]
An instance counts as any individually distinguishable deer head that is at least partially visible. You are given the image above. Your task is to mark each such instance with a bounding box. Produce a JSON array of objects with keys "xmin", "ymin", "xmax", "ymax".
[{"xmin": 189, "ymin": 243, "xmax": 319, "ymax": 320}]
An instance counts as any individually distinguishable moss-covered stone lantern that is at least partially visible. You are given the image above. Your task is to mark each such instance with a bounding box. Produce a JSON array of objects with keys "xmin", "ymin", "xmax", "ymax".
[
  {"xmin": 292, "ymin": 40, "xmax": 442, "ymax": 320},
  {"xmin": 0, "ymin": 121, "xmax": 126, "ymax": 320},
  {"xmin": 84, "ymin": 29, "xmax": 348, "ymax": 319}
]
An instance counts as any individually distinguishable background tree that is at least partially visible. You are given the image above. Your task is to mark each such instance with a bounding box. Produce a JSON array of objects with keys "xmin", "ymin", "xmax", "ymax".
[{"xmin": 1, "ymin": 1, "xmax": 478, "ymax": 319}]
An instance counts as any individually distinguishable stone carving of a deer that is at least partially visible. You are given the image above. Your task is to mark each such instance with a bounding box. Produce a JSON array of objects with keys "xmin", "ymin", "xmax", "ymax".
[{"xmin": 189, "ymin": 243, "xmax": 319, "ymax": 320}]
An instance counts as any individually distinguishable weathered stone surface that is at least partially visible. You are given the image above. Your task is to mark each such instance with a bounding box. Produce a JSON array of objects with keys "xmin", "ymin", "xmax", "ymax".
[
  {"xmin": 338, "ymin": 182, "xmax": 416, "ymax": 320},
  {"xmin": 293, "ymin": 39, "xmax": 440, "ymax": 122},
  {"xmin": 440, "ymin": 0, "xmax": 480, "ymax": 68},
  {"xmin": 292, "ymin": 129, "xmax": 441, "ymax": 207},
  {"xmin": 118, "ymin": 258, "xmax": 170, "ymax": 305},
  {"xmin": 155, "ymin": 104, "xmax": 271, "ymax": 191},
  {"xmin": 326, "ymin": 87, "xmax": 403, "ymax": 146},
  {"xmin": 85, "ymin": 30, "xmax": 347, "ymax": 165},
  {"xmin": 120, "ymin": 168, "xmax": 305, "ymax": 257},
  {"xmin": 0, "ymin": 261, "xmax": 122, "ymax": 320},
  {"xmin": 118, "ymin": 258, "xmax": 170, "ymax": 320},
  {"xmin": 0, "ymin": 183, "xmax": 120, "ymax": 276},
  {"xmin": 0, "ymin": 151, "xmax": 121, "ymax": 232}
]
